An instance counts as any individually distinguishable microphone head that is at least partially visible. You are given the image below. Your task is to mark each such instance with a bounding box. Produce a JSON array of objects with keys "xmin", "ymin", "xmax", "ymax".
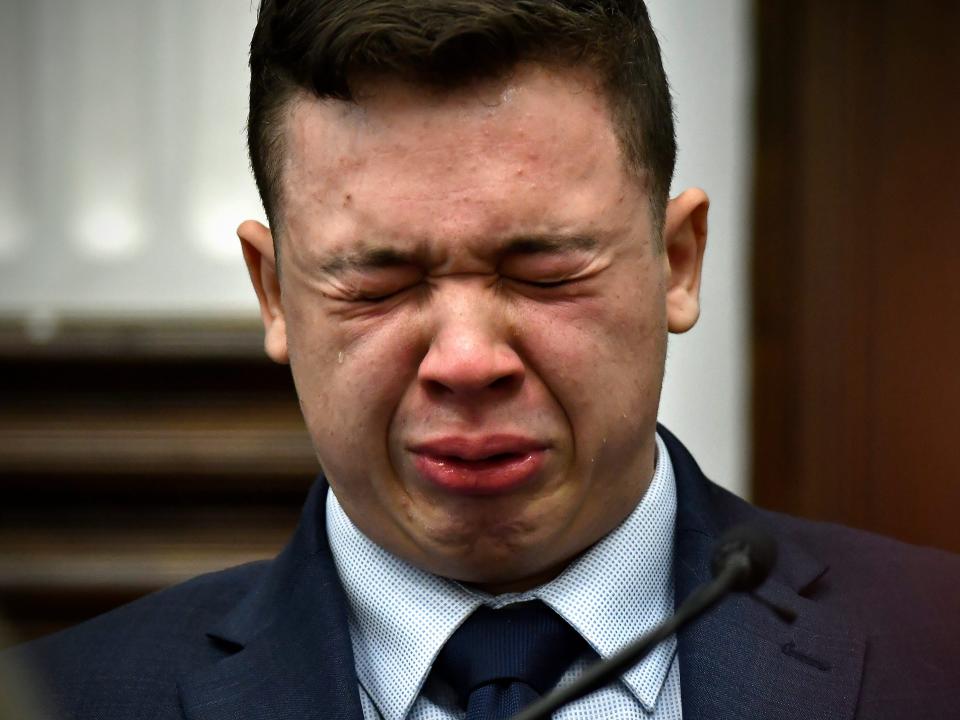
[{"xmin": 710, "ymin": 524, "xmax": 778, "ymax": 591}]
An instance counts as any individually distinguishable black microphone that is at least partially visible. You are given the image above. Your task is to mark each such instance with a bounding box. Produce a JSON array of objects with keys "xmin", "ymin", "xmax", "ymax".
[
  {"xmin": 509, "ymin": 524, "xmax": 787, "ymax": 720},
  {"xmin": 710, "ymin": 523, "xmax": 778, "ymax": 591}
]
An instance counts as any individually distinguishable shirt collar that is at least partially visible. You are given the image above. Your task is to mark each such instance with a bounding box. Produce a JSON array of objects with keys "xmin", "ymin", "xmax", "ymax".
[{"xmin": 327, "ymin": 432, "xmax": 677, "ymax": 720}]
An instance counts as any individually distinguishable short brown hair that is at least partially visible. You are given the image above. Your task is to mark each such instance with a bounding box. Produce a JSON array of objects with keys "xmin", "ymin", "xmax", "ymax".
[{"xmin": 248, "ymin": 0, "xmax": 676, "ymax": 242}]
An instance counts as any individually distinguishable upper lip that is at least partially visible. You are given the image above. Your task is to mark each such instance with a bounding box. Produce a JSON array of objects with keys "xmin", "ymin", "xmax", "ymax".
[{"xmin": 408, "ymin": 435, "xmax": 547, "ymax": 461}]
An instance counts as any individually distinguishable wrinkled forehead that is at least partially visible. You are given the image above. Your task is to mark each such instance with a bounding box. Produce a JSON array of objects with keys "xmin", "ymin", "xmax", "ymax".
[{"xmin": 276, "ymin": 64, "xmax": 644, "ymax": 247}]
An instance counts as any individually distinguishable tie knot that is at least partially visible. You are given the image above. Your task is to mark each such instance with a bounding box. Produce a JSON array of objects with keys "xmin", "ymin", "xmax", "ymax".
[{"xmin": 434, "ymin": 601, "xmax": 588, "ymax": 702}]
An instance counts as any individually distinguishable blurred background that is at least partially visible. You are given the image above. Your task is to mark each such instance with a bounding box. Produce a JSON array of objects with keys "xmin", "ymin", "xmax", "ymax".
[{"xmin": 1, "ymin": 0, "xmax": 958, "ymax": 646}]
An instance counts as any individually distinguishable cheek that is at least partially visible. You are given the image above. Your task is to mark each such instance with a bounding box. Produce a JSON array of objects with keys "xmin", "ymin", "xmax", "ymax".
[
  {"xmin": 286, "ymin": 302, "xmax": 424, "ymax": 452},
  {"xmin": 514, "ymin": 287, "xmax": 666, "ymax": 430}
]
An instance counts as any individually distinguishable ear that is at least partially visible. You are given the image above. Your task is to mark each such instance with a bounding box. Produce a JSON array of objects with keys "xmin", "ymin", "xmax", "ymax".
[
  {"xmin": 662, "ymin": 188, "xmax": 709, "ymax": 334},
  {"xmin": 238, "ymin": 219, "xmax": 289, "ymax": 364}
]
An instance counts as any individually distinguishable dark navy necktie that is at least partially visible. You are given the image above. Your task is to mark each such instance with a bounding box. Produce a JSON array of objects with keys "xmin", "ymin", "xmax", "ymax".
[{"xmin": 433, "ymin": 600, "xmax": 590, "ymax": 720}]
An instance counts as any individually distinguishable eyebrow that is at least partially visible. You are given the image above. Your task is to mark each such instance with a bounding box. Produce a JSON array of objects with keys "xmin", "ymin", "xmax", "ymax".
[
  {"xmin": 318, "ymin": 247, "xmax": 418, "ymax": 277},
  {"xmin": 317, "ymin": 234, "xmax": 598, "ymax": 276},
  {"xmin": 504, "ymin": 235, "xmax": 599, "ymax": 255}
]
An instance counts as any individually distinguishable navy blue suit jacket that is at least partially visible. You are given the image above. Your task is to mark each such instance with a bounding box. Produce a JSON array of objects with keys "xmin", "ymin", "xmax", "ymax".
[{"xmin": 8, "ymin": 427, "xmax": 960, "ymax": 719}]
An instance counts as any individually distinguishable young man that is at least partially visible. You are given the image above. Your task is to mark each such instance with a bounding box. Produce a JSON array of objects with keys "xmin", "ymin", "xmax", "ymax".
[{"xmin": 10, "ymin": 2, "xmax": 960, "ymax": 718}]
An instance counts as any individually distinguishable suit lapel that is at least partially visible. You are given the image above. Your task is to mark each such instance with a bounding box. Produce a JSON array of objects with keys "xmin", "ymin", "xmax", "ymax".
[
  {"xmin": 178, "ymin": 481, "xmax": 365, "ymax": 720},
  {"xmin": 178, "ymin": 429, "xmax": 868, "ymax": 720},
  {"xmin": 662, "ymin": 426, "xmax": 866, "ymax": 720}
]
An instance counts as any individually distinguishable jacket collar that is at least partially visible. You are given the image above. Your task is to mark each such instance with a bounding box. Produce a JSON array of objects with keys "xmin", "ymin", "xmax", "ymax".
[
  {"xmin": 661, "ymin": 425, "xmax": 865, "ymax": 720},
  {"xmin": 177, "ymin": 480, "xmax": 365, "ymax": 720},
  {"xmin": 180, "ymin": 427, "xmax": 866, "ymax": 720}
]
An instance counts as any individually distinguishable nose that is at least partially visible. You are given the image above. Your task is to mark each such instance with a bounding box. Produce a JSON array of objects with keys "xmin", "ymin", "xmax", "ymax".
[{"xmin": 417, "ymin": 283, "xmax": 525, "ymax": 399}]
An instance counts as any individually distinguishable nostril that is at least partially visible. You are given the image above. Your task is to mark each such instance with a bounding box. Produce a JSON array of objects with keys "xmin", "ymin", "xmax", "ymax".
[
  {"xmin": 422, "ymin": 377, "xmax": 454, "ymax": 397},
  {"xmin": 489, "ymin": 374, "xmax": 520, "ymax": 392}
]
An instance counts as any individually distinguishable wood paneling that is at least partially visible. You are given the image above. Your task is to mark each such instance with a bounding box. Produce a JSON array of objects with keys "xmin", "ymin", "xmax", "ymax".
[
  {"xmin": 0, "ymin": 318, "xmax": 317, "ymax": 647},
  {"xmin": 751, "ymin": 1, "xmax": 960, "ymax": 552}
]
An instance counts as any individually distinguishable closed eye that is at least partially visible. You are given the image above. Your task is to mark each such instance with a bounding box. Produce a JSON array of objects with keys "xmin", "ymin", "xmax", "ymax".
[
  {"xmin": 515, "ymin": 277, "xmax": 577, "ymax": 289},
  {"xmin": 353, "ymin": 284, "xmax": 417, "ymax": 303},
  {"xmin": 340, "ymin": 269, "xmax": 424, "ymax": 304}
]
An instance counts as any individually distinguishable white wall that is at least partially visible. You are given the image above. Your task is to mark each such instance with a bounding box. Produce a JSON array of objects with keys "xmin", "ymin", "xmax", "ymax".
[
  {"xmin": 0, "ymin": 0, "xmax": 264, "ymax": 318},
  {"xmin": 648, "ymin": 0, "xmax": 753, "ymax": 496},
  {"xmin": 0, "ymin": 0, "xmax": 752, "ymax": 496}
]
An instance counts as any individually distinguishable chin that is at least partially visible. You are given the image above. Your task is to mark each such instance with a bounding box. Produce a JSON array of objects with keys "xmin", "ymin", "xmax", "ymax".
[
  {"xmin": 415, "ymin": 522, "xmax": 562, "ymax": 586},
  {"xmin": 413, "ymin": 500, "xmax": 544, "ymax": 548}
]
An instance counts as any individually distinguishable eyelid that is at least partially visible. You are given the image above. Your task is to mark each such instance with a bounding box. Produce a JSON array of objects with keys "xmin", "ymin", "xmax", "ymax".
[
  {"xmin": 502, "ymin": 257, "xmax": 589, "ymax": 288},
  {"xmin": 352, "ymin": 283, "xmax": 418, "ymax": 303},
  {"xmin": 520, "ymin": 276, "xmax": 576, "ymax": 288},
  {"xmin": 354, "ymin": 291, "xmax": 397, "ymax": 303},
  {"xmin": 341, "ymin": 266, "xmax": 423, "ymax": 302},
  {"xmin": 501, "ymin": 246, "xmax": 593, "ymax": 271}
]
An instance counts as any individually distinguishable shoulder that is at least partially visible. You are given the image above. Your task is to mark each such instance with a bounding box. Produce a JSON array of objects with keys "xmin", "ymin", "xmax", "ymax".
[
  {"xmin": 725, "ymin": 484, "xmax": 960, "ymax": 660},
  {"xmin": 773, "ymin": 511, "xmax": 960, "ymax": 710},
  {"xmin": 756, "ymin": 498, "xmax": 960, "ymax": 601},
  {"xmin": 784, "ymin": 513, "xmax": 960, "ymax": 648},
  {"xmin": 3, "ymin": 561, "xmax": 269, "ymax": 719},
  {"xmin": 663, "ymin": 423, "xmax": 960, "ymax": 620},
  {"xmin": 715, "ymin": 479, "xmax": 960, "ymax": 609},
  {"xmin": 702, "ymin": 478, "xmax": 960, "ymax": 710}
]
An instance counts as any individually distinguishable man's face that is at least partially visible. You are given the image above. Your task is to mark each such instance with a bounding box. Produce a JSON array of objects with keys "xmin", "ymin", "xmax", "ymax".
[{"xmin": 241, "ymin": 63, "xmax": 706, "ymax": 592}]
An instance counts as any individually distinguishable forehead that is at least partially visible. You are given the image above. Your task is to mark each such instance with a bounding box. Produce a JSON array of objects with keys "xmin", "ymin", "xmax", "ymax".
[{"xmin": 278, "ymin": 64, "xmax": 644, "ymax": 254}]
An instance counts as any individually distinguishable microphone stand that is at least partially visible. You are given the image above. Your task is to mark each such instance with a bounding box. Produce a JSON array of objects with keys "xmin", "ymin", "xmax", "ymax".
[{"xmin": 509, "ymin": 553, "xmax": 754, "ymax": 720}]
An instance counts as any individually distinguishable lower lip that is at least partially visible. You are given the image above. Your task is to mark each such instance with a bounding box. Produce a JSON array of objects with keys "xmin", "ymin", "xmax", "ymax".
[{"xmin": 412, "ymin": 450, "xmax": 546, "ymax": 495}]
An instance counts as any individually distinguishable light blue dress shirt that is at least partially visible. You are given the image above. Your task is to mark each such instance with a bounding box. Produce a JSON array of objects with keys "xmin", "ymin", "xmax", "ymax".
[{"xmin": 327, "ymin": 432, "xmax": 682, "ymax": 719}]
